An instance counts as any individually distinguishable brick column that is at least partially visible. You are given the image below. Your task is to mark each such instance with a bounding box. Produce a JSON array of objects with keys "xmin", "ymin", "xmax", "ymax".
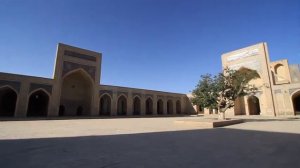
[{"xmin": 15, "ymin": 81, "xmax": 29, "ymax": 117}]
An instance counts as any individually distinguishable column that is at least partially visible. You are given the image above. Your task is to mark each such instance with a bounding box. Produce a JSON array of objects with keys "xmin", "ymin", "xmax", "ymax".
[
  {"xmin": 163, "ymin": 97, "xmax": 167, "ymax": 115},
  {"xmin": 111, "ymin": 90, "xmax": 117, "ymax": 116},
  {"xmin": 153, "ymin": 95, "xmax": 157, "ymax": 115},
  {"xmin": 141, "ymin": 94, "xmax": 146, "ymax": 115},
  {"xmin": 15, "ymin": 81, "xmax": 30, "ymax": 117},
  {"xmin": 172, "ymin": 100, "xmax": 176, "ymax": 115},
  {"xmin": 127, "ymin": 91, "xmax": 133, "ymax": 116}
]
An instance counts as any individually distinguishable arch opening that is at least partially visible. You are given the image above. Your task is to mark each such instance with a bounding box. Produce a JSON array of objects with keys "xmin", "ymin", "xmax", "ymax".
[
  {"xmin": 60, "ymin": 70, "xmax": 93, "ymax": 116},
  {"xmin": 234, "ymin": 96, "xmax": 246, "ymax": 115},
  {"xmin": 99, "ymin": 95, "xmax": 111, "ymax": 116},
  {"xmin": 248, "ymin": 96, "xmax": 261, "ymax": 115},
  {"xmin": 76, "ymin": 106, "xmax": 83, "ymax": 116},
  {"xmin": 0, "ymin": 87, "xmax": 17, "ymax": 117},
  {"xmin": 146, "ymin": 98, "xmax": 153, "ymax": 115},
  {"xmin": 27, "ymin": 90, "xmax": 49, "ymax": 117},
  {"xmin": 59, "ymin": 105, "xmax": 65, "ymax": 116},
  {"xmin": 167, "ymin": 100, "xmax": 173, "ymax": 114},
  {"xmin": 292, "ymin": 91, "xmax": 300, "ymax": 115},
  {"xmin": 133, "ymin": 97, "xmax": 141, "ymax": 115},
  {"xmin": 176, "ymin": 100, "xmax": 181, "ymax": 114},
  {"xmin": 117, "ymin": 95, "xmax": 127, "ymax": 115},
  {"xmin": 157, "ymin": 99, "xmax": 164, "ymax": 115},
  {"xmin": 274, "ymin": 64, "xmax": 286, "ymax": 82}
]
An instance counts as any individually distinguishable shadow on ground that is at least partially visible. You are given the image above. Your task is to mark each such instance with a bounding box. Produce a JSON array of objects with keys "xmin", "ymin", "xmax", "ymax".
[
  {"xmin": 235, "ymin": 118, "xmax": 300, "ymax": 122},
  {"xmin": 0, "ymin": 128, "xmax": 299, "ymax": 168},
  {"xmin": 0, "ymin": 114, "xmax": 194, "ymax": 121}
]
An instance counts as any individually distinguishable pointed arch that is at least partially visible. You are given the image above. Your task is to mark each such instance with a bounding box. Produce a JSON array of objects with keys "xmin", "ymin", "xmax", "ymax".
[
  {"xmin": 157, "ymin": 99, "xmax": 164, "ymax": 115},
  {"xmin": 76, "ymin": 106, "xmax": 83, "ymax": 116},
  {"xmin": 176, "ymin": 100, "xmax": 181, "ymax": 114},
  {"xmin": 133, "ymin": 96, "xmax": 141, "ymax": 115},
  {"xmin": 274, "ymin": 64, "xmax": 284, "ymax": 74},
  {"xmin": 247, "ymin": 96, "xmax": 261, "ymax": 115},
  {"xmin": 0, "ymin": 85, "xmax": 18, "ymax": 95},
  {"xmin": 60, "ymin": 68, "xmax": 93, "ymax": 116},
  {"xmin": 63, "ymin": 68, "xmax": 94, "ymax": 84},
  {"xmin": 117, "ymin": 95, "xmax": 127, "ymax": 115},
  {"xmin": 29, "ymin": 88, "xmax": 51, "ymax": 98},
  {"xmin": 274, "ymin": 64, "xmax": 286, "ymax": 82},
  {"xmin": 27, "ymin": 89, "xmax": 49, "ymax": 117},
  {"xmin": 59, "ymin": 105, "xmax": 65, "ymax": 116},
  {"xmin": 0, "ymin": 86, "xmax": 18, "ymax": 117},
  {"xmin": 167, "ymin": 100, "xmax": 173, "ymax": 114},
  {"xmin": 99, "ymin": 94, "xmax": 111, "ymax": 116},
  {"xmin": 291, "ymin": 90, "xmax": 300, "ymax": 115},
  {"xmin": 145, "ymin": 97, "xmax": 153, "ymax": 115},
  {"xmin": 234, "ymin": 96, "xmax": 246, "ymax": 115}
]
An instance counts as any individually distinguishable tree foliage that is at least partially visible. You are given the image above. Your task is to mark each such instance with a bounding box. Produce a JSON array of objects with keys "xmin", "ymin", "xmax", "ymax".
[
  {"xmin": 192, "ymin": 67, "xmax": 259, "ymax": 115},
  {"xmin": 191, "ymin": 74, "xmax": 219, "ymax": 110}
]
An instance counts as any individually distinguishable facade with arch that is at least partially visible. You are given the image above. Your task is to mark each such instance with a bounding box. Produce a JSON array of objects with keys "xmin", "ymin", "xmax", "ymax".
[
  {"xmin": 211, "ymin": 42, "xmax": 300, "ymax": 116},
  {"xmin": 0, "ymin": 43, "xmax": 194, "ymax": 118},
  {"xmin": 0, "ymin": 86, "xmax": 18, "ymax": 117}
]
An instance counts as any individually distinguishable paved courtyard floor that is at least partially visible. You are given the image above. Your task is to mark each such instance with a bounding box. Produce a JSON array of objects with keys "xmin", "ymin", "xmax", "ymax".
[{"xmin": 0, "ymin": 116, "xmax": 300, "ymax": 168}]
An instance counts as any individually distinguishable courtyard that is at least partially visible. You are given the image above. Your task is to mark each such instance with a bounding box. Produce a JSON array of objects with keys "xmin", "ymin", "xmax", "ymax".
[{"xmin": 0, "ymin": 116, "xmax": 300, "ymax": 168}]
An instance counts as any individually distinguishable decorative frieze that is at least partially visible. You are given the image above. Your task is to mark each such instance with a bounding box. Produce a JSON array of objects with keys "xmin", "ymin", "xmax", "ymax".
[
  {"xmin": 289, "ymin": 88, "xmax": 300, "ymax": 95},
  {"xmin": 157, "ymin": 95, "xmax": 164, "ymax": 99},
  {"xmin": 117, "ymin": 91, "xmax": 128, "ymax": 97},
  {"xmin": 0, "ymin": 80, "xmax": 21, "ymax": 93},
  {"xmin": 274, "ymin": 89, "xmax": 282, "ymax": 94},
  {"xmin": 132, "ymin": 92, "xmax": 142, "ymax": 98},
  {"xmin": 64, "ymin": 50, "xmax": 96, "ymax": 62},
  {"xmin": 99, "ymin": 90, "xmax": 113, "ymax": 98},
  {"xmin": 62, "ymin": 61, "xmax": 96, "ymax": 81},
  {"xmin": 29, "ymin": 83, "xmax": 52, "ymax": 94},
  {"xmin": 145, "ymin": 94, "xmax": 153, "ymax": 99},
  {"xmin": 174, "ymin": 97, "xmax": 181, "ymax": 102},
  {"xmin": 166, "ymin": 96, "xmax": 174, "ymax": 100}
]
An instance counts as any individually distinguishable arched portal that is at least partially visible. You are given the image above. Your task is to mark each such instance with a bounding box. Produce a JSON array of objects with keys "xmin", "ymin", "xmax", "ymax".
[
  {"xmin": 99, "ymin": 94, "xmax": 111, "ymax": 116},
  {"xmin": 0, "ymin": 87, "xmax": 17, "ymax": 117},
  {"xmin": 59, "ymin": 105, "xmax": 65, "ymax": 116},
  {"xmin": 167, "ymin": 100, "xmax": 173, "ymax": 114},
  {"xmin": 157, "ymin": 99, "xmax": 164, "ymax": 115},
  {"xmin": 27, "ymin": 90, "xmax": 49, "ymax": 117},
  {"xmin": 176, "ymin": 100, "xmax": 181, "ymax": 114},
  {"xmin": 76, "ymin": 106, "xmax": 83, "ymax": 116},
  {"xmin": 248, "ymin": 96, "xmax": 261, "ymax": 115},
  {"xmin": 274, "ymin": 64, "xmax": 286, "ymax": 81},
  {"xmin": 234, "ymin": 96, "xmax": 246, "ymax": 115},
  {"xmin": 117, "ymin": 95, "xmax": 127, "ymax": 115},
  {"xmin": 146, "ymin": 98, "xmax": 153, "ymax": 115},
  {"xmin": 292, "ymin": 91, "xmax": 300, "ymax": 115},
  {"xmin": 60, "ymin": 70, "xmax": 93, "ymax": 116},
  {"xmin": 133, "ymin": 97, "xmax": 141, "ymax": 115}
]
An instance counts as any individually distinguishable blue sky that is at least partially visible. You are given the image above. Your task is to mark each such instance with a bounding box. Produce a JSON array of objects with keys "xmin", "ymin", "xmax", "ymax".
[{"xmin": 0, "ymin": 0, "xmax": 299, "ymax": 93}]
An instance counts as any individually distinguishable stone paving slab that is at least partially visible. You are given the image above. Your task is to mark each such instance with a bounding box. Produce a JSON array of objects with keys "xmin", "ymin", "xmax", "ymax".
[
  {"xmin": 0, "ymin": 117, "xmax": 206, "ymax": 140},
  {"xmin": 0, "ymin": 116, "xmax": 300, "ymax": 168},
  {"xmin": 174, "ymin": 118, "xmax": 244, "ymax": 127}
]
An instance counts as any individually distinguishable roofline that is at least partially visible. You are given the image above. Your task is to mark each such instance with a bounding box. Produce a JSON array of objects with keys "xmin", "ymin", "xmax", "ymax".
[{"xmin": 100, "ymin": 84, "xmax": 186, "ymax": 95}]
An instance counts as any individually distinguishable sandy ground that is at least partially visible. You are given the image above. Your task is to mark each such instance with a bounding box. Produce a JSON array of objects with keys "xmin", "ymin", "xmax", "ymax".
[
  {"xmin": 0, "ymin": 116, "xmax": 300, "ymax": 168},
  {"xmin": 0, "ymin": 117, "xmax": 209, "ymax": 140}
]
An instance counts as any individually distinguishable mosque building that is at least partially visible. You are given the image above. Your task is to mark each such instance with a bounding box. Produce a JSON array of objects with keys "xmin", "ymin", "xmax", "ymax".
[
  {"xmin": 0, "ymin": 43, "xmax": 195, "ymax": 117},
  {"xmin": 197, "ymin": 42, "xmax": 300, "ymax": 116},
  {"xmin": 1, "ymin": 42, "xmax": 299, "ymax": 118}
]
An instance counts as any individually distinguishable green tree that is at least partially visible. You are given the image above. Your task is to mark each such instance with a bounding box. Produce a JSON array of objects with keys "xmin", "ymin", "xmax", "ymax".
[
  {"xmin": 192, "ymin": 67, "xmax": 259, "ymax": 120},
  {"xmin": 191, "ymin": 74, "xmax": 218, "ymax": 112}
]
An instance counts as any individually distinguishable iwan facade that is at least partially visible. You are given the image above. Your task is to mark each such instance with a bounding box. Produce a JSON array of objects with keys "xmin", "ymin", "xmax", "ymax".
[
  {"xmin": 0, "ymin": 43, "xmax": 195, "ymax": 118},
  {"xmin": 220, "ymin": 43, "xmax": 300, "ymax": 116}
]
